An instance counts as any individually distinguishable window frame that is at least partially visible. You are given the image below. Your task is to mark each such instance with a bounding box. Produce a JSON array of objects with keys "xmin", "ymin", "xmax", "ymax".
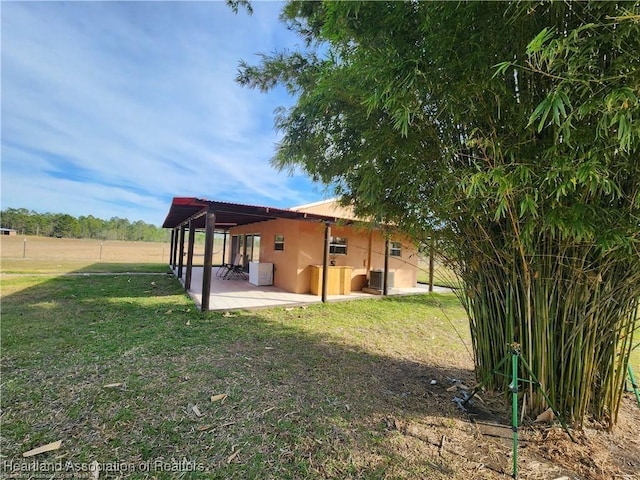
[
  {"xmin": 389, "ymin": 241, "xmax": 402, "ymax": 257},
  {"xmin": 274, "ymin": 234, "xmax": 285, "ymax": 251},
  {"xmin": 329, "ymin": 236, "xmax": 348, "ymax": 255}
]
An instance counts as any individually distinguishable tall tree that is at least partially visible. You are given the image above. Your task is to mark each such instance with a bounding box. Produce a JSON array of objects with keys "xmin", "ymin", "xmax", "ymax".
[
  {"xmin": 52, "ymin": 214, "xmax": 81, "ymax": 238},
  {"xmin": 1, "ymin": 209, "xmax": 168, "ymax": 242},
  {"xmin": 238, "ymin": 1, "xmax": 640, "ymax": 427}
]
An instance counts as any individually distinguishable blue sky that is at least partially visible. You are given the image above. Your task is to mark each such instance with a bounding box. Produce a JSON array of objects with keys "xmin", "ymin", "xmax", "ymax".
[{"xmin": 1, "ymin": 1, "xmax": 327, "ymax": 226}]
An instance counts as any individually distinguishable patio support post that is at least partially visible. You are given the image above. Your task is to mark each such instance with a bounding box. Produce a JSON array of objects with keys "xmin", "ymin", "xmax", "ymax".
[
  {"xmin": 172, "ymin": 228, "xmax": 179, "ymax": 269},
  {"xmin": 177, "ymin": 225, "xmax": 186, "ymax": 279},
  {"xmin": 322, "ymin": 221, "xmax": 331, "ymax": 303},
  {"xmin": 367, "ymin": 230, "xmax": 373, "ymax": 280},
  {"xmin": 201, "ymin": 208, "xmax": 216, "ymax": 311},
  {"xmin": 383, "ymin": 235, "xmax": 390, "ymax": 296},
  {"xmin": 169, "ymin": 229, "xmax": 175, "ymax": 266},
  {"xmin": 185, "ymin": 220, "xmax": 196, "ymax": 291},
  {"xmin": 222, "ymin": 230, "xmax": 228, "ymax": 265}
]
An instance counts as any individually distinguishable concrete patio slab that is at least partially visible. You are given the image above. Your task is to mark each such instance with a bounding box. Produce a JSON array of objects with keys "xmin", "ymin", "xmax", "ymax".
[{"xmin": 173, "ymin": 266, "xmax": 451, "ymax": 311}]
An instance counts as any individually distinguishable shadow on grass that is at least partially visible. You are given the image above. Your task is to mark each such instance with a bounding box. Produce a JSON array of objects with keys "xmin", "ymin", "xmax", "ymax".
[
  {"xmin": 0, "ymin": 265, "xmax": 492, "ymax": 479},
  {"xmin": 385, "ymin": 292, "xmax": 463, "ymax": 309},
  {"xmin": 0, "ymin": 259, "xmax": 173, "ymax": 275},
  {"xmin": 71, "ymin": 263, "xmax": 173, "ymax": 274}
]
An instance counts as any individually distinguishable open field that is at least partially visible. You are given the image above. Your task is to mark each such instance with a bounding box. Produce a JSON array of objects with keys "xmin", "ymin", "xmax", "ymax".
[
  {"xmin": 0, "ymin": 235, "xmax": 170, "ymax": 263},
  {"xmin": 1, "ymin": 261, "xmax": 639, "ymax": 479},
  {"xmin": 0, "ymin": 235, "xmax": 226, "ymax": 267}
]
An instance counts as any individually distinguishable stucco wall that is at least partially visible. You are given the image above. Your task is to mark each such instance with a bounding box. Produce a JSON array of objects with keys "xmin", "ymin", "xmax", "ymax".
[
  {"xmin": 229, "ymin": 219, "xmax": 417, "ymax": 294},
  {"xmin": 294, "ymin": 223, "xmax": 417, "ymax": 292},
  {"xmin": 328, "ymin": 224, "xmax": 370, "ymax": 291},
  {"xmin": 368, "ymin": 231, "xmax": 418, "ymax": 288},
  {"xmin": 295, "ymin": 222, "xmax": 322, "ymax": 293},
  {"xmin": 230, "ymin": 218, "xmax": 301, "ymax": 293}
]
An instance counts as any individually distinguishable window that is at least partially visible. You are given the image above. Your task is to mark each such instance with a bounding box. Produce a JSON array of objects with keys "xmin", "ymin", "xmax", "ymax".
[
  {"xmin": 329, "ymin": 236, "xmax": 348, "ymax": 255},
  {"xmin": 390, "ymin": 241, "xmax": 402, "ymax": 257},
  {"xmin": 274, "ymin": 234, "xmax": 284, "ymax": 251}
]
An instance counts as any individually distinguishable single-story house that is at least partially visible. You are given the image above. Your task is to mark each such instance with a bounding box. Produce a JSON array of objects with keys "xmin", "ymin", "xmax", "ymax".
[
  {"xmin": 0, "ymin": 228, "xmax": 17, "ymax": 236},
  {"xmin": 162, "ymin": 197, "xmax": 418, "ymax": 310}
]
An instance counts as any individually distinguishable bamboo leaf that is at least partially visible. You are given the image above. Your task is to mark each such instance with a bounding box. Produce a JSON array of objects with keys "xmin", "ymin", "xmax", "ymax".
[{"xmin": 526, "ymin": 27, "xmax": 556, "ymax": 56}]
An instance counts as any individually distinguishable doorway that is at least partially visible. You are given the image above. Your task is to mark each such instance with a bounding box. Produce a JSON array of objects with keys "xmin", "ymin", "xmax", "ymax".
[{"xmin": 231, "ymin": 234, "xmax": 261, "ymax": 271}]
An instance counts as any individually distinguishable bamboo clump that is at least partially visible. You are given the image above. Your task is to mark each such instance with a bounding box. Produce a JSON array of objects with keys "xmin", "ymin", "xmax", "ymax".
[{"xmin": 452, "ymin": 225, "xmax": 639, "ymax": 428}]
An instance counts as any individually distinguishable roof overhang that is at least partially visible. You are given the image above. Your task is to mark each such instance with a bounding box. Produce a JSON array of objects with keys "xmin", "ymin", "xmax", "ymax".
[{"xmin": 162, "ymin": 197, "xmax": 355, "ymax": 230}]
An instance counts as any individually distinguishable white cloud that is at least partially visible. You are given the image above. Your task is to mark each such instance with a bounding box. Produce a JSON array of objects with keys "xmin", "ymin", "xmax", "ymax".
[{"xmin": 1, "ymin": 1, "xmax": 324, "ymax": 225}]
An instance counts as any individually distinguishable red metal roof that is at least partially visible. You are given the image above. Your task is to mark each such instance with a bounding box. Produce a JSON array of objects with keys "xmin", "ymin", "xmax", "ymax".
[{"xmin": 162, "ymin": 197, "xmax": 352, "ymax": 229}]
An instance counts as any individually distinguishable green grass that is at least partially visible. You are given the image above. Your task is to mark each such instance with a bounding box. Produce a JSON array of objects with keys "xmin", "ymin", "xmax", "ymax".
[
  {"xmin": 0, "ymin": 271, "xmax": 482, "ymax": 479},
  {"xmin": 1, "ymin": 267, "xmax": 638, "ymax": 479},
  {"xmin": 0, "ymin": 259, "xmax": 170, "ymax": 274},
  {"xmin": 416, "ymin": 259, "xmax": 462, "ymax": 290}
]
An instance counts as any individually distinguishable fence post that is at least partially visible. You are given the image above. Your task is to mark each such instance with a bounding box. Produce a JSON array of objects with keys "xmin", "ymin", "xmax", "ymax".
[
  {"xmin": 100, "ymin": 242, "xmax": 104, "ymax": 260},
  {"xmin": 23, "ymin": 238, "xmax": 27, "ymax": 259}
]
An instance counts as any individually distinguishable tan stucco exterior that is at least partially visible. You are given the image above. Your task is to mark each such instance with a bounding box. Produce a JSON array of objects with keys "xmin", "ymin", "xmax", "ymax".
[{"xmin": 228, "ymin": 216, "xmax": 417, "ymax": 295}]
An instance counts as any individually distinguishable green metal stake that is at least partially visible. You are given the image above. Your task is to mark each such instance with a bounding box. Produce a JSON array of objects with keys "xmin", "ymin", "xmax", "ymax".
[
  {"xmin": 628, "ymin": 364, "xmax": 640, "ymax": 408},
  {"xmin": 462, "ymin": 342, "xmax": 575, "ymax": 478},
  {"xmin": 510, "ymin": 349, "xmax": 519, "ymax": 479}
]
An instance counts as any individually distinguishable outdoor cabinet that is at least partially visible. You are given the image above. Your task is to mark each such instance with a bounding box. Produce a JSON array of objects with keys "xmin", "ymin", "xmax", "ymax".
[
  {"xmin": 309, "ymin": 265, "xmax": 353, "ymax": 295},
  {"xmin": 249, "ymin": 262, "xmax": 274, "ymax": 286}
]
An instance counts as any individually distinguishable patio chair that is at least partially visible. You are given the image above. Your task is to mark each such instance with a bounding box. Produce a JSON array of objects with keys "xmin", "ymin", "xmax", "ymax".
[
  {"xmin": 216, "ymin": 253, "xmax": 242, "ymax": 278},
  {"xmin": 223, "ymin": 254, "xmax": 248, "ymax": 280}
]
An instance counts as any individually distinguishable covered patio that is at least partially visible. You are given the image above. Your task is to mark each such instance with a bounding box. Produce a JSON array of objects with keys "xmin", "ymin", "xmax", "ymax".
[
  {"xmin": 173, "ymin": 266, "xmax": 448, "ymax": 311},
  {"xmin": 162, "ymin": 197, "xmax": 434, "ymax": 311}
]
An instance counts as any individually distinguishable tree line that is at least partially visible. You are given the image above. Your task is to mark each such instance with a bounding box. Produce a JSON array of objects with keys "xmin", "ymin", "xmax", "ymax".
[{"xmin": 0, "ymin": 208, "xmax": 169, "ymax": 242}]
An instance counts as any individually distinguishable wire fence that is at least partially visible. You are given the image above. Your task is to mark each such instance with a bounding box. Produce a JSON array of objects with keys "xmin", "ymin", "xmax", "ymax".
[{"xmin": 1, "ymin": 235, "xmax": 171, "ymax": 263}]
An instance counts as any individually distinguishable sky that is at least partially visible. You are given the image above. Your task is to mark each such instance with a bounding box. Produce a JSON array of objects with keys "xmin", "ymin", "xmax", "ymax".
[{"xmin": 1, "ymin": 1, "xmax": 328, "ymax": 226}]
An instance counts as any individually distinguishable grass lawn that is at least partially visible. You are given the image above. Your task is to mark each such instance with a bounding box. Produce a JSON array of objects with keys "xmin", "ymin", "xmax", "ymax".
[
  {"xmin": 0, "ymin": 259, "xmax": 171, "ymax": 274},
  {"xmin": 415, "ymin": 257, "xmax": 462, "ymax": 290},
  {"xmin": 1, "ymin": 265, "xmax": 638, "ymax": 479}
]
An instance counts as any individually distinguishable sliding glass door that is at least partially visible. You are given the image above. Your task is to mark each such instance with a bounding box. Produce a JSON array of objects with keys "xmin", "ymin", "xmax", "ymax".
[{"xmin": 230, "ymin": 234, "xmax": 261, "ymax": 271}]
